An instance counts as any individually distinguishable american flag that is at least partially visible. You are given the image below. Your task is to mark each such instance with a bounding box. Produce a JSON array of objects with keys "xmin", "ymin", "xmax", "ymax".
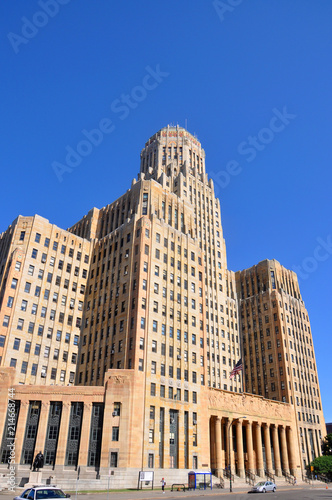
[{"xmin": 230, "ymin": 359, "xmax": 243, "ymax": 379}]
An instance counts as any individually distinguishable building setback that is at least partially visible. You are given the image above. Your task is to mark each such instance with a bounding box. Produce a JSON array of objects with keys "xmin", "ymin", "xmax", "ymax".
[{"xmin": 0, "ymin": 126, "xmax": 326, "ymax": 488}]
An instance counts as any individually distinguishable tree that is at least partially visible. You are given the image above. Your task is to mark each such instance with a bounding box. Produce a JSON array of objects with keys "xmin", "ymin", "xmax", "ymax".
[
  {"xmin": 311, "ymin": 455, "xmax": 332, "ymax": 478},
  {"xmin": 322, "ymin": 433, "xmax": 332, "ymax": 456}
]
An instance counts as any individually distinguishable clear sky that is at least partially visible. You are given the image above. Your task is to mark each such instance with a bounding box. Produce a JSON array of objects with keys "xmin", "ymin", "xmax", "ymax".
[{"xmin": 1, "ymin": 1, "xmax": 331, "ymax": 422}]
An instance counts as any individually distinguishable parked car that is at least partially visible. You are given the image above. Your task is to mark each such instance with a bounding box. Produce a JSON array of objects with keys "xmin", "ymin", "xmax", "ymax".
[
  {"xmin": 14, "ymin": 487, "xmax": 70, "ymax": 500},
  {"xmin": 251, "ymin": 481, "xmax": 277, "ymax": 493}
]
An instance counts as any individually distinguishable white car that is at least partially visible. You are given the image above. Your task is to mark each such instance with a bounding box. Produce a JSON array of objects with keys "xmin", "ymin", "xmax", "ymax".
[
  {"xmin": 251, "ymin": 481, "xmax": 277, "ymax": 493},
  {"xmin": 14, "ymin": 486, "xmax": 70, "ymax": 500}
]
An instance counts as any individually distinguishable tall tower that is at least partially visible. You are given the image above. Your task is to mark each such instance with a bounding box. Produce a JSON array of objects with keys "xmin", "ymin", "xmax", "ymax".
[
  {"xmin": 235, "ymin": 259, "xmax": 326, "ymax": 470},
  {"xmin": 75, "ymin": 125, "xmax": 241, "ymax": 393}
]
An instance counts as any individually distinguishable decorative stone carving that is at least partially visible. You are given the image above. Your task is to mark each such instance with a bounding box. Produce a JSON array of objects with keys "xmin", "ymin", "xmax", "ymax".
[
  {"xmin": 207, "ymin": 388, "xmax": 292, "ymax": 423},
  {"xmin": 112, "ymin": 376, "xmax": 126, "ymax": 384}
]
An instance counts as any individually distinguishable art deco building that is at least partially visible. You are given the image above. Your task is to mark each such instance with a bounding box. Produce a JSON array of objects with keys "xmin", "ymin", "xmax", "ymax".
[
  {"xmin": 0, "ymin": 215, "xmax": 91, "ymax": 386},
  {"xmin": 235, "ymin": 260, "xmax": 326, "ymax": 470},
  {"xmin": 0, "ymin": 126, "xmax": 326, "ymax": 487}
]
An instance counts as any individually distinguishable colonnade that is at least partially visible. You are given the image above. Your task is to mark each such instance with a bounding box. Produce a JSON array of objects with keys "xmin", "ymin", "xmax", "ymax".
[{"xmin": 210, "ymin": 417, "xmax": 297, "ymax": 478}]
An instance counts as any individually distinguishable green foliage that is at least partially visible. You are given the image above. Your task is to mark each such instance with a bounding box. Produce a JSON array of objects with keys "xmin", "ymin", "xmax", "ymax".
[
  {"xmin": 322, "ymin": 433, "xmax": 332, "ymax": 456},
  {"xmin": 311, "ymin": 455, "xmax": 332, "ymax": 477}
]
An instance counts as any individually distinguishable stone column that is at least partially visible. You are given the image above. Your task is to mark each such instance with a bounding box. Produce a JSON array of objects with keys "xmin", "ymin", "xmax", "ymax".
[
  {"xmin": 210, "ymin": 417, "xmax": 216, "ymax": 471},
  {"xmin": 272, "ymin": 425, "xmax": 281, "ymax": 476},
  {"xmin": 215, "ymin": 417, "xmax": 222, "ymax": 477},
  {"xmin": 14, "ymin": 401, "xmax": 29, "ymax": 464},
  {"xmin": 280, "ymin": 425, "xmax": 289, "ymax": 474},
  {"xmin": 221, "ymin": 419, "xmax": 226, "ymax": 469},
  {"xmin": 225, "ymin": 419, "xmax": 230, "ymax": 469},
  {"xmin": 263, "ymin": 423, "xmax": 273, "ymax": 473},
  {"xmin": 55, "ymin": 402, "xmax": 71, "ymax": 467},
  {"xmin": 255, "ymin": 423, "xmax": 264, "ymax": 477},
  {"xmin": 77, "ymin": 403, "xmax": 92, "ymax": 468},
  {"xmin": 286, "ymin": 427, "xmax": 297, "ymax": 476},
  {"xmin": 229, "ymin": 421, "xmax": 236, "ymax": 470},
  {"xmin": 236, "ymin": 420, "xmax": 245, "ymax": 477},
  {"xmin": 246, "ymin": 421, "xmax": 254, "ymax": 473},
  {"xmin": 312, "ymin": 429, "xmax": 319, "ymax": 460},
  {"xmin": 34, "ymin": 402, "xmax": 50, "ymax": 455}
]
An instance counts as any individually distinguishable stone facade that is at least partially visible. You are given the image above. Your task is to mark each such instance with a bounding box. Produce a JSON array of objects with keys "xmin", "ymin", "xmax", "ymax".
[
  {"xmin": 0, "ymin": 215, "xmax": 92, "ymax": 386},
  {"xmin": 0, "ymin": 126, "xmax": 326, "ymax": 488},
  {"xmin": 0, "ymin": 366, "xmax": 299, "ymax": 488},
  {"xmin": 235, "ymin": 260, "xmax": 326, "ymax": 470}
]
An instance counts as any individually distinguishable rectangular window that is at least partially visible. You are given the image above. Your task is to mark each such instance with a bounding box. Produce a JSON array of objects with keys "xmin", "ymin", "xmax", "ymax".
[
  {"xmin": 13, "ymin": 338, "xmax": 20, "ymax": 350},
  {"xmin": 112, "ymin": 427, "xmax": 119, "ymax": 441}
]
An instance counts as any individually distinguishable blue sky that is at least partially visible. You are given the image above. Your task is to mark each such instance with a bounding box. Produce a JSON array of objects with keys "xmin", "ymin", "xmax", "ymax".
[{"xmin": 1, "ymin": 1, "xmax": 331, "ymax": 422}]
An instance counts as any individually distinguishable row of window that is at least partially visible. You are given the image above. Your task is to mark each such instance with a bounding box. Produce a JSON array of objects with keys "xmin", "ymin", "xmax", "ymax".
[
  {"xmin": 1, "ymin": 329, "xmax": 78, "ymax": 345},
  {"xmin": 19, "ymin": 230, "xmax": 88, "ymax": 262},
  {"xmin": 8, "ymin": 357, "xmax": 75, "ymax": 381},
  {"xmin": 150, "ymin": 382, "xmax": 197, "ymax": 403}
]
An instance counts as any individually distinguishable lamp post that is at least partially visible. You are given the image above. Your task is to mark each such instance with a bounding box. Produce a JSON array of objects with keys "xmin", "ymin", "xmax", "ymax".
[{"xmin": 228, "ymin": 416, "xmax": 247, "ymax": 493}]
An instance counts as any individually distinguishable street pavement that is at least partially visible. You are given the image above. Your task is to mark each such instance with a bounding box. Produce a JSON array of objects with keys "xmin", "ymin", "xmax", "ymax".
[{"xmin": 1, "ymin": 483, "xmax": 331, "ymax": 500}]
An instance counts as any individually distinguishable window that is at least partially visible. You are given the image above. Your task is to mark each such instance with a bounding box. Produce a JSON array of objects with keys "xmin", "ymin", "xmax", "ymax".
[
  {"xmin": 20, "ymin": 231, "xmax": 26, "ymax": 241},
  {"xmin": 152, "ymin": 340, "xmax": 157, "ymax": 353},
  {"xmin": 112, "ymin": 427, "xmax": 119, "ymax": 441},
  {"xmin": 139, "ymin": 358, "xmax": 144, "ymax": 371},
  {"xmin": 148, "ymin": 454, "xmax": 154, "ymax": 468},
  {"xmin": 3, "ymin": 316, "xmax": 10, "ymax": 327},
  {"xmin": 17, "ymin": 318, "xmax": 24, "ymax": 330},
  {"xmin": 24, "ymin": 282, "xmax": 31, "ymax": 293},
  {"xmin": 110, "ymin": 452, "xmax": 118, "ymax": 468},
  {"xmin": 7, "ymin": 296, "xmax": 14, "ymax": 308},
  {"xmin": 150, "ymin": 383, "xmax": 156, "ymax": 396},
  {"xmin": 31, "ymin": 248, "xmax": 38, "ymax": 259},
  {"xmin": 11, "ymin": 278, "xmax": 18, "ymax": 289},
  {"xmin": 13, "ymin": 338, "xmax": 20, "ymax": 350}
]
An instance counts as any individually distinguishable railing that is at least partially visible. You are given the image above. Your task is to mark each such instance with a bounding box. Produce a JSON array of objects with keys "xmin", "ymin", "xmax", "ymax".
[
  {"xmin": 214, "ymin": 477, "xmax": 225, "ymax": 489},
  {"xmin": 317, "ymin": 474, "xmax": 330, "ymax": 483},
  {"xmin": 302, "ymin": 473, "xmax": 312, "ymax": 485},
  {"xmin": 265, "ymin": 470, "xmax": 275, "ymax": 483},
  {"xmin": 223, "ymin": 468, "xmax": 234, "ymax": 482},
  {"xmin": 245, "ymin": 471, "xmax": 256, "ymax": 486},
  {"xmin": 284, "ymin": 473, "xmax": 295, "ymax": 485}
]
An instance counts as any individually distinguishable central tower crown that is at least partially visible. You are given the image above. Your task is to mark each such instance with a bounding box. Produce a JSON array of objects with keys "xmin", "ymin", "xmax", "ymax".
[{"xmin": 140, "ymin": 125, "xmax": 206, "ymax": 183}]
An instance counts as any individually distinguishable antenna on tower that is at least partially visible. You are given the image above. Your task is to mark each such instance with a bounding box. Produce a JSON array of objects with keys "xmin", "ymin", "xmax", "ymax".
[{"xmin": 185, "ymin": 118, "xmax": 188, "ymax": 130}]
